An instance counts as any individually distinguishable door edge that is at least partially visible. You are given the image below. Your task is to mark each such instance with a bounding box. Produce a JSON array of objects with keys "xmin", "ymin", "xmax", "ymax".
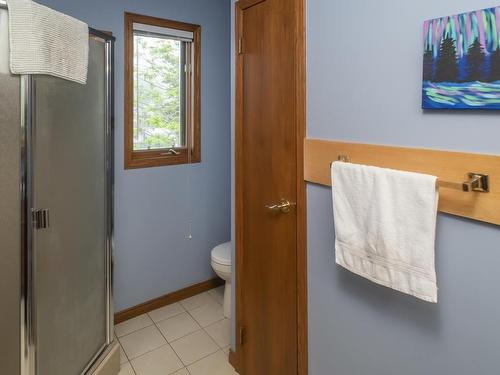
[{"xmin": 233, "ymin": 0, "xmax": 307, "ymax": 373}]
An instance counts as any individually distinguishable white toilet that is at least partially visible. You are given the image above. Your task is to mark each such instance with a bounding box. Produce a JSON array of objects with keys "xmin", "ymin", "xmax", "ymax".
[{"xmin": 211, "ymin": 242, "xmax": 232, "ymax": 318}]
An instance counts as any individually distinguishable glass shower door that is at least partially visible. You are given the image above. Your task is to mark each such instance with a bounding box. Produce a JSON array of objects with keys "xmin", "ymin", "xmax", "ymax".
[{"xmin": 31, "ymin": 35, "xmax": 112, "ymax": 375}]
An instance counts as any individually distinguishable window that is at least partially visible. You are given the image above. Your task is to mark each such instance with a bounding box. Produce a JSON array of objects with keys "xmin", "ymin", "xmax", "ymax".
[{"xmin": 124, "ymin": 13, "xmax": 201, "ymax": 169}]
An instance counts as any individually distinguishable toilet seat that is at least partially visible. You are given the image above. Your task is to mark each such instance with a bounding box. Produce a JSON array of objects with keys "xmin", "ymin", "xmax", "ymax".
[{"xmin": 211, "ymin": 242, "xmax": 231, "ymax": 266}]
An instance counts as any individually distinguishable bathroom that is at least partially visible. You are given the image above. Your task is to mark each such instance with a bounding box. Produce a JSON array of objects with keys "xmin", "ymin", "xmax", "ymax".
[{"xmin": 1, "ymin": 0, "xmax": 500, "ymax": 375}]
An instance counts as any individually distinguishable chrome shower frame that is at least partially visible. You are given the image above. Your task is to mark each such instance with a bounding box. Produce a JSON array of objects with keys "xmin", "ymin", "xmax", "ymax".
[{"xmin": 0, "ymin": 1, "xmax": 116, "ymax": 371}]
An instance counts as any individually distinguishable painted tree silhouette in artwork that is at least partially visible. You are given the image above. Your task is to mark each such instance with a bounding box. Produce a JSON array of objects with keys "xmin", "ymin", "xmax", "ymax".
[
  {"xmin": 465, "ymin": 38, "xmax": 486, "ymax": 82},
  {"xmin": 423, "ymin": 49, "xmax": 434, "ymax": 81},
  {"xmin": 489, "ymin": 48, "xmax": 500, "ymax": 82},
  {"xmin": 434, "ymin": 37, "xmax": 459, "ymax": 82}
]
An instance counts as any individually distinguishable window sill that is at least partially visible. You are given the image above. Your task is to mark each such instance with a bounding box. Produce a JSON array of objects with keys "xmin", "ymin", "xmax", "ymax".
[{"xmin": 125, "ymin": 149, "xmax": 201, "ymax": 169}]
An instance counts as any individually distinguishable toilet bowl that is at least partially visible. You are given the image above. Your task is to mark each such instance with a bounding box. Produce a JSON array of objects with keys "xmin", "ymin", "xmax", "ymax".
[{"xmin": 211, "ymin": 242, "xmax": 232, "ymax": 318}]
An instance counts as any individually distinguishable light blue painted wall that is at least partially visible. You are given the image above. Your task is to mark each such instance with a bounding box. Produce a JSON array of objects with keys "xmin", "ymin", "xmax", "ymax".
[
  {"xmin": 39, "ymin": 0, "xmax": 232, "ymax": 311},
  {"xmin": 307, "ymin": 1, "xmax": 500, "ymax": 374}
]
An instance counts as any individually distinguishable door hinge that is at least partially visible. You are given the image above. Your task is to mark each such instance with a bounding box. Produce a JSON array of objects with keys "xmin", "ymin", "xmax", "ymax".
[
  {"xmin": 238, "ymin": 37, "xmax": 244, "ymax": 55},
  {"xmin": 239, "ymin": 326, "xmax": 246, "ymax": 346},
  {"xmin": 33, "ymin": 209, "xmax": 50, "ymax": 230}
]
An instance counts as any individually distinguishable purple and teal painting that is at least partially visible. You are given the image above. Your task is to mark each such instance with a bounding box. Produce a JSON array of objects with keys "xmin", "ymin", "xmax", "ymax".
[{"xmin": 423, "ymin": 7, "xmax": 500, "ymax": 109}]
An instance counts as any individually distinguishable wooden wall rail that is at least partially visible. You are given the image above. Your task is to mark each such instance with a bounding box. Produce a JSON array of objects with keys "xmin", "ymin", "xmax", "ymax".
[{"xmin": 304, "ymin": 138, "xmax": 500, "ymax": 225}]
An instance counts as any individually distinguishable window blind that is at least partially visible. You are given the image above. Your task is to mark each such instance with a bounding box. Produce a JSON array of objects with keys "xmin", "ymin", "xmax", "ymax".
[{"xmin": 133, "ymin": 22, "xmax": 194, "ymax": 42}]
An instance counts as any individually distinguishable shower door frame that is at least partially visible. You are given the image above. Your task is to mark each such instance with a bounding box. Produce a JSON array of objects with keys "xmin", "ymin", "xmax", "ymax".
[{"xmin": 16, "ymin": 25, "xmax": 115, "ymax": 375}]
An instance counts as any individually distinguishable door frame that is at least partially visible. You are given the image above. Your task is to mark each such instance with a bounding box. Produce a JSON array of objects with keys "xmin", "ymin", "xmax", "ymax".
[{"xmin": 231, "ymin": 0, "xmax": 307, "ymax": 373}]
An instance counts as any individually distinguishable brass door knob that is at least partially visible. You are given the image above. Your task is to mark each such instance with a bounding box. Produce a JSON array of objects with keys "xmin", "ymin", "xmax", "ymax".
[{"xmin": 265, "ymin": 199, "xmax": 295, "ymax": 214}]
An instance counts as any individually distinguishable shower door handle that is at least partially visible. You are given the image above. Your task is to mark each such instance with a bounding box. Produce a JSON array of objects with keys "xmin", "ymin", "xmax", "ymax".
[{"xmin": 33, "ymin": 209, "xmax": 50, "ymax": 230}]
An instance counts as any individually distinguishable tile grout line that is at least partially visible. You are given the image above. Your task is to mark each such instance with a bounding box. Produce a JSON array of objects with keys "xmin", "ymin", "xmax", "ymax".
[
  {"xmin": 179, "ymin": 290, "xmax": 227, "ymax": 356},
  {"xmin": 118, "ymin": 326, "xmax": 166, "ymax": 361},
  {"xmin": 163, "ymin": 296, "xmax": 223, "ymax": 368},
  {"xmin": 117, "ymin": 288, "xmax": 226, "ymax": 374},
  {"xmin": 127, "ymin": 343, "xmax": 176, "ymax": 368},
  {"xmin": 123, "ymin": 313, "xmax": 188, "ymax": 374},
  {"xmin": 116, "ymin": 337, "xmax": 131, "ymax": 362},
  {"xmin": 184, "ymin": 291, "xmax": 225, "ymax": 338},
  {"xmin": 151, "ymin": 311, "xmax": 187, "ymax": 372},
  {"xmin": 185, "ymin": 307, "xmax": 222, "ymax": 330},
  {"xmin": 118, "ymin": 308, "xmax": 187, "ymax": 364},
  {"xmin": 181, "ymin": 289, "xmax": 229, "ymax": 372},
  {"xmin": 115, "ymin": 320, "xmax": 155, "ymax": 340},
  {"xmin": 178, "ymin": 347, "xmax": 223, "ymax": 371},
  {"xmin": 173, "ymin": 312, "xmax": 226, "ymax": 369},
  {"xmin": 122, "ymin": 320, "xmax": 198, "ymax": 364},
  {"xmin": 166, "ymin": 322, "xmax": 219, "ymax": 369},
  {"xmin": 152, "ymin": 307, "xmax": 202, "ymax": 344},
  {"xmin": 202, "ymin": 321, "xmax": 225, "ymax": 350},
  {"xmin": 115, "ymin": 336, "xmax": 137, "ymax": 375},
  {"xmin": 116, "ymin": 288, "xmax": 222, "ymax": 338},
  {"xmin": 147, "ymin": 305, "xmax": 220, "ymax": 374}
]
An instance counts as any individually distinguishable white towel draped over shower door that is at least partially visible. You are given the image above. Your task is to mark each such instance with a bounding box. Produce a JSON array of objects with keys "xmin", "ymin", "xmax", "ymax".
[
  {"xmin": 6, "ymin": 0, "xmax": 89, "ymax": 84},
  {"xmin": 331, "ymin": 161, "xmax": 439, "ymax": 303}
]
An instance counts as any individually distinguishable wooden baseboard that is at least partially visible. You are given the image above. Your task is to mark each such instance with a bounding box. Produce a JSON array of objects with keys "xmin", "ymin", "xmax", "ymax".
[
  {"xmin": 229, "ymin": 349, "xmax": 242, "ymax": 374},
  {"xmin": 114, "ymin": 278, "xmax": 224, "ymax": 324}
]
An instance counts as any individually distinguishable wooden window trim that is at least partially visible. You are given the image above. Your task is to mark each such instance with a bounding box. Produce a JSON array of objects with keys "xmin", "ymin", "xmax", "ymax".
[{"xmin": 124, "ymin": 12, "xmax": 201, "ymax": 169}]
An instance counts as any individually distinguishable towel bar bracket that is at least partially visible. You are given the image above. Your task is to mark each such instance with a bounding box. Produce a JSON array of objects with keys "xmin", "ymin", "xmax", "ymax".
[
  {"xmin": 465, "ymin": 173, "xmax": 489, "ymax": 193},
  {"xmin": 437, "ymin": 174, "xmax": 489, "ymax": 192}
]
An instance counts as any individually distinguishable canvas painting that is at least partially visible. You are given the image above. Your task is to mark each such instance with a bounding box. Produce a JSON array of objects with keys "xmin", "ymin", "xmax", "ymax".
[{"xmin": 423, "ymin": 7, "xmax": 500, "ymax": 109}]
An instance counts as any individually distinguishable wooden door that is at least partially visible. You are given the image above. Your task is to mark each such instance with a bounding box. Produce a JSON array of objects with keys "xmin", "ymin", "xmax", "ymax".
[{"xmin": 235, "ymin": 0, "xmax": 306, "ymax": 374}]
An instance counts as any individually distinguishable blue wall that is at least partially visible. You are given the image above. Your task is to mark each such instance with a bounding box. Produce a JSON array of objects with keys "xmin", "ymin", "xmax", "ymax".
[
  {"xmin": 307, "ymin": 0, "xmax": 500, "ymax": 374},
  {"xmin": 39, "ymin": 0, "xmax": 232, "ymax": 311}
]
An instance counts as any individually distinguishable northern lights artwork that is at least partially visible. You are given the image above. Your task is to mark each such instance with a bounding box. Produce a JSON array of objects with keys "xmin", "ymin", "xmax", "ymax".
[{"xmin": 423, "ymin": 7, "xmax": 500, "ymax": 109}]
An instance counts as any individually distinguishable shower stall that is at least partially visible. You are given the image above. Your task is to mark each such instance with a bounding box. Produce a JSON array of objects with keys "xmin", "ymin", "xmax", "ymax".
[{"xmin": 0, "ymin": 3, "xmax": 117, "ymax": 375}]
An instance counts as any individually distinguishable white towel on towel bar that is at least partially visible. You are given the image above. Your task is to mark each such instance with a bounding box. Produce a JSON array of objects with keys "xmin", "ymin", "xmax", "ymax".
[
  {"xmin": 331, "ymin": 161, "xmax": 439, "ymax": 303},
  {"xmin": 6, "ymin": 0, "xmax": 89, "ymax": 84}
]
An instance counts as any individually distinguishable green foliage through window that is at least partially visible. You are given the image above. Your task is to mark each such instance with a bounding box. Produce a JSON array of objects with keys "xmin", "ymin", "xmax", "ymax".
[{"xmin": 133, "ymin": 34, "xmax": 184, "ymax": 150}]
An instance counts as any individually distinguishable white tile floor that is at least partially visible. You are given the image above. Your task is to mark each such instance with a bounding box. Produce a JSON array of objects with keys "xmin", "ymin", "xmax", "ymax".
[{"xmin": 116, "ymin": 286, "xmax": 238, "ymax": 375}]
